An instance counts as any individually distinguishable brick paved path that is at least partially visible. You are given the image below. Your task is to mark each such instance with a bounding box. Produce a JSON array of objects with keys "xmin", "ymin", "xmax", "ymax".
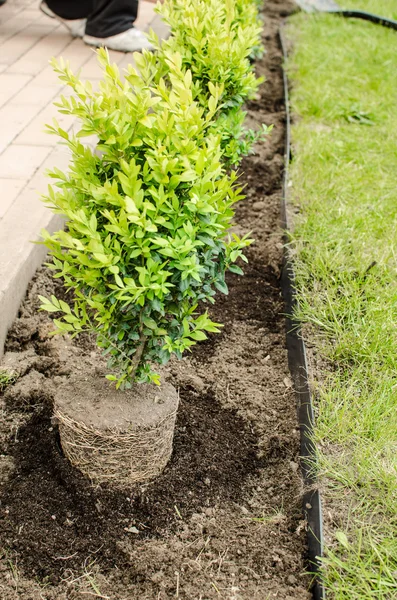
[{"xmin": 0, "ymin": 0, "xmax": 161, "ymax": 355}]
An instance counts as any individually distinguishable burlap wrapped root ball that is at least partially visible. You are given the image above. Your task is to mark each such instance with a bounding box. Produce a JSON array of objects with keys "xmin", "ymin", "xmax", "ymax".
[{"xmin": 54, "ymin": 376, "xmax": 179, "ymax": 486}]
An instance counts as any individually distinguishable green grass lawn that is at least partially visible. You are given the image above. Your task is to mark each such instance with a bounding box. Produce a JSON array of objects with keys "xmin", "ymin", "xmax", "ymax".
[{"xmin": 287, "ymin": 4, "xmax": 397, "ymax": 598}]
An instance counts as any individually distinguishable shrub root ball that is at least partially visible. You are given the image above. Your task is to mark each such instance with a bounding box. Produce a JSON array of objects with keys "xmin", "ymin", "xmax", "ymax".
[{"xmin": 54, "ymin": 376, "xmax": 179, "ymax": 486}]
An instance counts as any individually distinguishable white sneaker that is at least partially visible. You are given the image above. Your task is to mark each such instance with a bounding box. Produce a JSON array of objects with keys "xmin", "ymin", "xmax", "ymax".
[
  {"xmin": 83, "ymin": 28, "xmax": 154, "ymax": 53},
  {"xmin": 40, "ymin": 1, "xmax": 86, "ymax": 38}
]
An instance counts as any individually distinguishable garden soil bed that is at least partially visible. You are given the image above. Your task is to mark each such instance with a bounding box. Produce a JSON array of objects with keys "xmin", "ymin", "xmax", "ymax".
[{"xmin": 0, "ymin": 1, "xmax": 309, "ymax": 598}]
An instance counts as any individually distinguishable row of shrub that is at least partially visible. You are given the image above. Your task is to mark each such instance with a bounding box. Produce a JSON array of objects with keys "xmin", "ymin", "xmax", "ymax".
[{"xmin": 40, "ymin": 0, "xmax": 267, "ymax": 388}]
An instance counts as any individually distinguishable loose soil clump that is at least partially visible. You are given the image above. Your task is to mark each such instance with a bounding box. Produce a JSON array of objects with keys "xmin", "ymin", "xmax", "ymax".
[{"xmin": 0, "ymin": 1, "xmax": 309, "ymax": 599}]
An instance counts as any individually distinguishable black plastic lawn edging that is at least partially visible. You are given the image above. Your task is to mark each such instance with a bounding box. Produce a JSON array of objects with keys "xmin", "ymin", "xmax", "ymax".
[
  {"xmin": 331, "ymin": 10, "xmax": 397, "ymax": 30},
  {"xmin": 278, "ymin": 27, "xmax": 326, "ymax": 600},
  {"xmin": 296, "ymin": 1, "xmax": 397, "ymax": 31}
]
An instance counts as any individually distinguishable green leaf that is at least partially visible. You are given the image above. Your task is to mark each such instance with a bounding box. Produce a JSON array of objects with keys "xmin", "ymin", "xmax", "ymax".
[
  {"xmin": 189, "ymin": 330, "xmax": 207, "ymax": 341},
  {"xmin": 142, "ymin": 317, "xmax": 157, "ymax": 330},
  {"xmin": 114, "ymin": 274, "xmax": 124, "ymax": 287},
  {"xmin": 179, "ymin": 170, "xmax": 197, "ymax": 182},
  {"xmin": 106, "ymin": 375, "xmax": 117, "ymax": 382},
  {"xmin": 335, "ymin": 531, "xmax": 349, "ymax": 549},
  {"xmin": 139, "ymin": 115, "xmax": 154, "ymax": 128},
  {"xmin": 215, "ymin": 280, "xmax": 229, "ymax": 295},
  {"xmin": 228, "ymin": 264, "xmax": 244, "ymax": 275}
]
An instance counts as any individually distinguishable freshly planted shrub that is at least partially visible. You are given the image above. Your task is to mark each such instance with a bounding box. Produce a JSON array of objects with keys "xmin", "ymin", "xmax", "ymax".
[
  {"xmin": 149, "ymin": 0, "xmax": 269, "ymax": 165},
  {"xmin": 40, "ymin": 50, "xmax": 252, "ymax": 389},
  {"xmin": 154, "ymin": 0, "xmax": 262, "ymax": 107}
]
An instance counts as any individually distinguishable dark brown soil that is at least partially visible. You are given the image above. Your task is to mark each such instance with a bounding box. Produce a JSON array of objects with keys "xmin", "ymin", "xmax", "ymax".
[{"xmin": 0, "ymin": 2, "xmax": 310, "ymax": 599}]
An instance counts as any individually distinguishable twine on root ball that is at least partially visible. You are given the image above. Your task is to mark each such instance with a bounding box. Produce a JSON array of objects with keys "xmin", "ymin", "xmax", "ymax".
[
  {"xmin": 56, "ymin": 407, "xmax": 178, "ymax": 485},
  {"xmin": 54, "ymin": 377, "xmax": 180, "ymax": 486}
]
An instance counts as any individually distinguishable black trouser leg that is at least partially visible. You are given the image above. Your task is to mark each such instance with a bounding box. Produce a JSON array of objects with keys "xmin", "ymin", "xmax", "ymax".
[
  {"xmin": 46, "ymin": 0, "xmax": 93, "ymax": 20},
  {"xmin": 85, "ymin": 0, "xmax": 139, "ymax": 38},
  {"xmin": 46, "ymin": 0, "xmax": 139, "ymax": 38}
]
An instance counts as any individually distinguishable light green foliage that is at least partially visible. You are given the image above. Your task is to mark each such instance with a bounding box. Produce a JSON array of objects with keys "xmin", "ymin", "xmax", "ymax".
[
  {"xmin": 288, "ymin": 10, "xmax": 397, "ymax": 599},
  {"xmin": 40, "ymin": 50, "xmax": 252, "ymax": 388},
  {"xmin": 150, "ymin": 0, "xmax": 269, "ymax": 165},
  {"xmin": 234, "ymin": 0, "xmax": 265, "ymax": 59},
  {"xmin": 153, "ymin": 0, "xmax": 262, "ymax": 106}
]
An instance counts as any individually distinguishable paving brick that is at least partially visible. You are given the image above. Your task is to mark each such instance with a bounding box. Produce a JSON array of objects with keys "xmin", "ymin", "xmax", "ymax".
[
  {"xmin": 7, "ymin": 26, "xmax": 72, "ymax": 75},
  {"xmin": 0, "ymin": 22, "xmax": 56, "ymax": 66},
  {"xmin": 10, "ymin": 81, "xmax": 62, "ymax": 105},
  {"xmin": 0, "ymin": 144, "xmax": 52, "ymax": 179},
  {"xmin": 0, "ymin": 9, "xmax": 43, "ymax": 45},
  {"xmin": 10, "ymin": 38, "xmax": 92, "ymax": 106},
  {"xmin": 14, "ymin": 100, "xmax": 75, "ymax": 145},
  {"xmin": 135, "ymin": 0, "xmax": 158, "ymax": 30},
  {"xmin": 0, "ymin": 178, "xmax": 26, "ymax": 219},
  {"xmin": 0, "ymin": 73, "xmax": 32, "ymax": 108},
  {"xmin": 0, "ymin": 101, "xmax": 42, "ymax": 153},
  {"xmin": 0, "ymin": 4, "xmax": 23, "ymax": 22},
  {"xmin": 32, "ymin": 63, "xmax": 65, "ymax": 87},
  {"xmin": 28, "ymin": 143, "xmax": 72, "ymax": 194}
]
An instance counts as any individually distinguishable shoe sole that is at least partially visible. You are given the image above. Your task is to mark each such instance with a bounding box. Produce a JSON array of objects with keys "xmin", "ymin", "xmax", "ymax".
[{"xmin": 83, "ymin": 34, "xmax": 154, "ymax": 53}]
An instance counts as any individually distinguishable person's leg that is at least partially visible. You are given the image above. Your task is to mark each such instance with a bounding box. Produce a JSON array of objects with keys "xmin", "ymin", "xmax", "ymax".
[
  {"xmin": 85, "ymin": 0, "xmax": 138, "ymax": 38},
  {"xmin": 42, "ymin": 0, "xmax": 152, "ymax": 52},
  {"xmin": 83, "ymin": 0, "xmax": 153, "ymax": 52},
  {"xmin": 41, "ymin": 0, "xmax": 91, "ymax": 37},
  {"xmin": 45, "ymin": 0, "xmax": 93, "ymax": 20}
]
